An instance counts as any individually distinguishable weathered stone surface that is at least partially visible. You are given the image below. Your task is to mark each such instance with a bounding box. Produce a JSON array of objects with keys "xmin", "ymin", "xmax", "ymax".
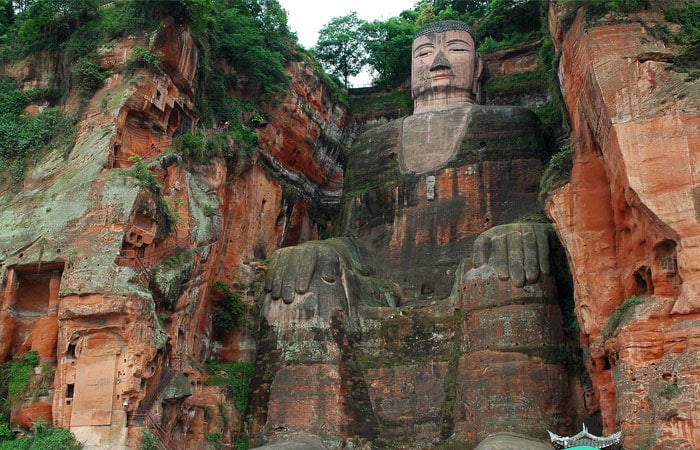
[
  {"xmin": 545, "ymin": 6, "xmax": 700, "ymax": 447},
  {"xmin": 256, "ymin": 435, "xmax": 329, "ymax": 450},
  {"xmin": 341, "ymin": 105, "xmax": 546, "ymax": 304},
  {"xmin": 0, "ymin": 17, "xmax": 349, "ymax": 450},
  {"xmin": 482, "ymin": 40, "xmax": 541, "ymax": 77},
  {"xmin": 453, "ymin": 224, "xmax": 577, "ymax": 443},
  {"xmin": 14, "ymin": 400, "xmax": 53, "ymax": 429},
  {"xmin": 5, "ymin": 6, "xmax": 697, "ymax": 449},
  {"xmin": 474, "ymin": 432, "xmax": 554, "ymax": 450}
]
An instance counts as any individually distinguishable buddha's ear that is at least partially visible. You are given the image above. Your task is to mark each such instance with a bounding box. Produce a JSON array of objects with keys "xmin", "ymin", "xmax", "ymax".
[
  {"xmin": 473, "ymin": 55, "xmax": 484, "ymax": 103},
  {"xmin": 475, "ymin": 55, "xmax": 484, "ymax": 83}
]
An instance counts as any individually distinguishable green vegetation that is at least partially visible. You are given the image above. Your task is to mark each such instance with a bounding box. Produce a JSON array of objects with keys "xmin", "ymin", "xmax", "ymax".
[
  {"xmin": 602, "ymin": 295, "xmax": 646, "ymax": 339},
  {"xmin": 560, "ymin": 0, "xmax": 649, "ymax": 28},
  {"xmin": 361, "ymin": 15, "xmax": 417, "ymax": 89},
  {"xmin": 313, "ymin": 1, "xmax": 546, "ymax": 89},
  {"xmin": 211, "ymin": 281, "xmax": 249, "ymax": 333},
  {"xmin": 0, "ymin": 417, "xmax": 11, "ymax": 442},
  {"xmin": 478, "ymin": 30, "xmax": 542, "ymax": 53},
  {"xmin": 539, "ymin": 146, "xmax": 573, "ymax": 201},
  {"xmin": 0, "ymin": 0, "xmax": 301, "ymax": 177},
  {"xmin": 635, "ymin": 426, "xmax": 659, "ymax": 450},
  {"xmin": 150, "ymin": 249, "xmax": 193, "ymax": 307},
  {"xmin": 315, "ymin": 12, "xmax": 367, "ymax": 88},
  {"xmin": 126, "ymin": 47, "xmax": 163, "ymax": 75},
  {"xmin": 140, "ymin": 429, "xmax": 158, "ymax": 450},
  {"xmin": 0, "ymin": 351, "xmax": 81, "ymax": 448},
  {"xmin": 170, "ymin": 103, "xmax": 262, "ymax": 165},
  {"xmin": 124, "ymin": 155, "xmax": 162, "ymax": 193},
  {"xmin": 203, "ymin": 204, "xmax": 217, "ymax": 218},
  {"xmin": 205, "ymin": 431, "xmax": 222, "ymax": 442},
  {"xmin": 72, "ymin": 56, "xmax": 108, "ymax": 100},
  {"xmin": 658, "ymin": 380, "xmax": 680, "ymax": 399},
  {"xmin": 204, "ymin": 360, "xmax": 254, "ymax": 414},
  {"xmin": 471, "ymin": 0, "xmax": 545, "ymax": 53},
  {"xmin": 0, "ymin": 420, "xmax": 83, "ymax": 449},
  {"xmin": 123, "ymin": 155, "xmax": 181, "ymax": 235},
  {"xmin": 171, "ymin": 131, "xmax": 208, "ymax": 160},
  {"xmin": 349, "ymin": 89, "xmax": 413, "ymax": 118},
  {"xmin": 5, "ymin": 351, "xmax": 39, "ymax": 413},
  {"xmin": 483, "ymin": 66, "xmax": 549, "ymax": 98},
  {"xmin": 200, "ymin": 0, "xmax": 294, "ymax": 94},
  {"xmin": 156, "ymin": 197, "xmax": 177, "ymax": 237},
  {"xmin": 665, "ymin": 3, "xmax": 700, "ymax": 80},
  {"xmin": 0, "ymin": 79, "xmax": 76, "ymax": 186}
]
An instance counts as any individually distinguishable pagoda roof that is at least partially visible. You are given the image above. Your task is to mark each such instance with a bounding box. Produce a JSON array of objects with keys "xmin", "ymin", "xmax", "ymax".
[{"xmin": 548, "ymin": 424, "xmax": 622, "ymax": 449}]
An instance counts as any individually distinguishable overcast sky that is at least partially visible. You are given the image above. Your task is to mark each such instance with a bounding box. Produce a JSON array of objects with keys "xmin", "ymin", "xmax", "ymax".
[{"xmin": 276, "ymin": 0, "xmax": 417, "ymax": 86}]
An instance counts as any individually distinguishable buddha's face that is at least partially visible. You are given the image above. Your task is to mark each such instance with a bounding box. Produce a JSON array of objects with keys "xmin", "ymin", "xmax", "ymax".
[{"xmin": 411, "ymin": 28, "xmax": 481, "ymax": 113}]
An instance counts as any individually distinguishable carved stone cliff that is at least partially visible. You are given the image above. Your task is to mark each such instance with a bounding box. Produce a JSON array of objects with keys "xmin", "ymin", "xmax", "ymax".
[
  {"xmin": 545, "ymin": 7, "xmax": 700, "ymax": 449},
  {"xmin": 0, "ymin": 18, "xmax": 347, "ymax": 450},
  {"xmin": 0, "ymin": 6, "xmax": 698, "ymax": 450}
]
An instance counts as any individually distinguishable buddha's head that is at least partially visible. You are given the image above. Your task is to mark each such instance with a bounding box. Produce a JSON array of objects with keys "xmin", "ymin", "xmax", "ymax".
[{"xmin": 411, "ymin": 20, "xmax": 483, "ymax": 113}]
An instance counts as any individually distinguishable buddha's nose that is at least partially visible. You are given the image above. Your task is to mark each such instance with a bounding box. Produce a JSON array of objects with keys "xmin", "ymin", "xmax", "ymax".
[{"xmin": 430, "ymin": 51, "xmax": 451, "ymax": 71}]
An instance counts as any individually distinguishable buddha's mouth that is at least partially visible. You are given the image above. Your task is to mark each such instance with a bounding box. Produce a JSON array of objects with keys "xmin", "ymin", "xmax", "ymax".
[{"xmin": 430, "ymin": 72, "xmax": 452, "ymax": 81}]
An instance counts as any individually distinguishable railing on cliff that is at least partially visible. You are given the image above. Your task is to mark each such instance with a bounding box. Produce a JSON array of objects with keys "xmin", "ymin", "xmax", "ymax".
[
  {"xmin": 129, "ymin": 367, "xmax": 178, "ymax": 450},
  {"xmin": 116, "ymin": 232, "xmax": 193, "ymax": 287},
  {"xmin": 130, "ymin": 410, "xmax": 176, "ymax": 450},
  {"xmin": 109, "ymin": 139, "xmax": 172, "ymax": 169},
  {"xmin": 140, "ymin": 367, "xmax": 177, "ymax": 414}
]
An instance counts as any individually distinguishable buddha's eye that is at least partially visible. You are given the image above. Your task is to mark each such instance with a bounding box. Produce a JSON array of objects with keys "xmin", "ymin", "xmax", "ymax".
[
  {"xmin": 415, "ymin": 45, "xmax": 434, "ymax": 58},
  {"xmin": 449, "ymin": 47, "xmax": 468, "ymax": 52}
]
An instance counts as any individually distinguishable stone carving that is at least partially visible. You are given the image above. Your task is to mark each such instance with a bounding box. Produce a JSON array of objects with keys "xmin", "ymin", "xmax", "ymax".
[
  {"xmin": 411, "ymin": 20, "xmax": 483, "ymax": 113},
  {"xmin": 253, "ymin": 20, "xmax": 574, "ymax": 449}
]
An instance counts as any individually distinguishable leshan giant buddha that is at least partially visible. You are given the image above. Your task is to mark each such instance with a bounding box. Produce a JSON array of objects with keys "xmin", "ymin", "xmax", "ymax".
[{"xmin": 250, "ymin": 20, "xmax": 577, "ymax": 449}]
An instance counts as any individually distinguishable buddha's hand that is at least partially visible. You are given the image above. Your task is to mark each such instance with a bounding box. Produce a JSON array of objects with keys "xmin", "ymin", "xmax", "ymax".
[
  {"xmin": 472, "ymin": 223, "xmax": 552, "ymax": 288},
  {"xmin": 262, "ymin": 240, "xmax": 349, "ymax": 325}
]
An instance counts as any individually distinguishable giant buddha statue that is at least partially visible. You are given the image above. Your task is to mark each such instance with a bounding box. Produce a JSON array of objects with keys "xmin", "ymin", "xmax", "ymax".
[{"xmin": 250, "ymin": 20, "xmax": 575, "ymax": 449}]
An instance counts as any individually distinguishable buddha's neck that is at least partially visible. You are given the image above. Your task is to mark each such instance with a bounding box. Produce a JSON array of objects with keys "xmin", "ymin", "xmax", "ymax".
[{"xmin": 413, "ymin": 95, "xmax": 474, "ymax": 114}]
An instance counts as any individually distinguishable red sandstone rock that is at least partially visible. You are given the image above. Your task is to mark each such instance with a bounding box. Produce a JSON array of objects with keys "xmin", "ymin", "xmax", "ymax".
[
  {"xmin": 482, "ymin": 39, "xmax": 542, "ymax": 76},
  {"xmin": 0, "ymin": 16, "xmax": 349, "ymax": 450},
  {"xmin": 13, "ymin": 401, "xmax": 53, "ymax": 429},
  {"xmin": 546, "ymin": 7, "xmax": 700, "ymax": 447},
  {"xmin": 5, "ymin": 5, "xmax": 698, "ymax": 449}
]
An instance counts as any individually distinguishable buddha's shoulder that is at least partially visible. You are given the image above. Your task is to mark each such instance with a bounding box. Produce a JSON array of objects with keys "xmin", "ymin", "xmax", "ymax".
[
  {"xmin": 456, "ymin": 104, "xmax": 547, "ymax": 164},
  {"xmin": 349, "ymin": 104, "xmax": 545, "ymax": 162},
  {"xmin": 352, "ymin": 118, "xmax": 403, "ymax": 149},
  {"xmin": 467, "ymin": 104, "xmax": 542, "ymax": 134},
  {"xmin": 355, "ymin": 104, "xmax": 539, "ymax": 136}
]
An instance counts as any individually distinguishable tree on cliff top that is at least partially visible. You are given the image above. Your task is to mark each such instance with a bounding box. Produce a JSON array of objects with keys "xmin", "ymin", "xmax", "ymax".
[
  {"xmin": 315, "ymin": 12, "xmax": 367, "ymax": 88},
  {"xmin": 361, "ymin": 16, "xmax": 418, "ymax": 88}
]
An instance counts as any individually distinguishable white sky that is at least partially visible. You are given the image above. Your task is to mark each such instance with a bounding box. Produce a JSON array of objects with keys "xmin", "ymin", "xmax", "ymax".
[{"xmin": 277, "ymin": 0, "xmax": 418, "ymax": 86}]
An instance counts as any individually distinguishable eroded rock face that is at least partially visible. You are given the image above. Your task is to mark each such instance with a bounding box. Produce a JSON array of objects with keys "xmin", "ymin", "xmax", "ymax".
[
  {"xmin": 546, "ymin": 7, "xmax": 700, "ymax": 448},
  {"xmin": 0, "ymin": 17, "xmax": 349, "ymax": 450},
  {"xmin": 6, "ymin": 6, "xmax": 697, "ymax": 449}
]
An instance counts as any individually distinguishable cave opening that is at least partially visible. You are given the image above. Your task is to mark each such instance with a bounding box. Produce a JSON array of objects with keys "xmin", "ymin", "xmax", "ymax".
[{"xmin": 8, "ymin": 263, "xmax": 64, "ymax": 362}]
